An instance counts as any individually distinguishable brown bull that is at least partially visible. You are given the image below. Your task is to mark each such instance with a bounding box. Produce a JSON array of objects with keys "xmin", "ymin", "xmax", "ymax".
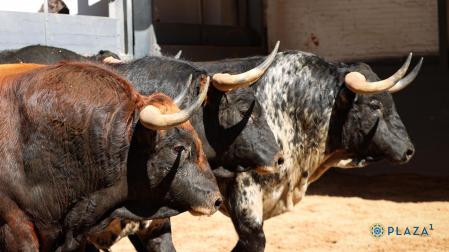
[{"xmin": 0, "ymin": 62, "xmax": 220, "ymax": 251}]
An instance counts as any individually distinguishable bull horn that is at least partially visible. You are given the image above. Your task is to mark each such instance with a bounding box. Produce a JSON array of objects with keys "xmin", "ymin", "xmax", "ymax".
[
  {"xmin": 173, "ymin": 74, "xmax": 192, "ymax": 106},
  {"xmin": 344, "ymin": 52, "xmax": 412, "ymax": 94},
  {"xmin": 174, "ymin": 50, "xmax": 182, "ymax": 59},
  {"xmin": 388, "ymin": 57, "xmax": 423, "ymax": 93},
  {"xmin": 139, "ymin": 76, "xmax": 210, "ymax": 130},
  {"xmin": 212, "ymin": 41, "xmax": 280, "ymax": 92}
]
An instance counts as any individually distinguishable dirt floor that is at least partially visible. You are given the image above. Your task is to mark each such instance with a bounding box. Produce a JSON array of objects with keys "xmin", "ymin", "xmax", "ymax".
[{"xmin": 111, "ymin": 171, "xmax": 449, "ymax": 252}]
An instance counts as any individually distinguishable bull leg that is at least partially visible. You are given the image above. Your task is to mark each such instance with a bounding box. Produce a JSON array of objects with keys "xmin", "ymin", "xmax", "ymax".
[
  {"xmin": 57, "ymin": 183, "xmax": 127, "ymax": 252},
  {"xmin": 134, "ymin": 218, "xmax": 176, "ymax": 252},
  {"xmin": 0, "ymin": 192, "xmax": 39, "ymax": 252},
  {"xmin": 226, "ymin": 175, "xmax": 265, "ymax": 252}
]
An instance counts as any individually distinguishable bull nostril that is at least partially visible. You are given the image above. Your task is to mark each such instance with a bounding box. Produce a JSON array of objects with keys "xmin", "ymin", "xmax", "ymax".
[
  {"xmin": 214, "ymin": 198, "xmax": 223, "ymax": 209},
  {"xmin": 406, "ymin": 149, "xmax": 414, "ymax": 157},
  {"xmin": 277, "ymin": 157, "xmax": 284, "ymax": 166},
  {"xmin": 401, "ymin": 148, "xmax": 415, "ymax": 163}
]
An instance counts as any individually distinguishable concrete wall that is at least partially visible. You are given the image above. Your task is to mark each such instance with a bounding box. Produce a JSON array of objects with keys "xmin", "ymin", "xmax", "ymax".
[{"xmin": 266, "ymin": 0, "xmax": 439, "ymax": 61}]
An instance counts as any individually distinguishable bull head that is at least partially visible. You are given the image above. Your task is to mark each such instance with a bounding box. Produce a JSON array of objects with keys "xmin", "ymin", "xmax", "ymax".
[{"xmin": 334, "ymin": 54, "xmax": 422, "ymax": 167}]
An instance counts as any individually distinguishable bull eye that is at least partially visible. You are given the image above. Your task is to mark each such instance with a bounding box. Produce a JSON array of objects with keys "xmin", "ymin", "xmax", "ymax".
[
  {"xmin": 239, "ymin": 110, "xmax": 247, "ymax": 118},
  {"xmin": 173, "ymin": 145, "xmax": 185, "ymax": 154},
  {"xmin": 369, "ymin": 100, "xmax": 382, "ymax": 110}
]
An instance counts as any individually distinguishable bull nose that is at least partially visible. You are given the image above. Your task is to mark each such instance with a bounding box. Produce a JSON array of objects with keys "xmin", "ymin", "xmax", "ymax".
[
  {"xmin": 190, "ymin": 192, "xmax": 223, "ymax": 216},
  {"xmin": 273, "ymin": 151, "xmax": 284, "ymax": 166},
  {"xmin": 214, "ymin": 197, "xmax": 223, "ymax": 209},
  {"xmin": 276, "ymin": 156, "xmax": 285, "ymax": 166},
  {"xmin": 255, "ymin": 151, "xmax": 284, "ymax": 175},
  {"xmin": 399, "ymin": 146, "xmax": 415, "ymax": 164}
]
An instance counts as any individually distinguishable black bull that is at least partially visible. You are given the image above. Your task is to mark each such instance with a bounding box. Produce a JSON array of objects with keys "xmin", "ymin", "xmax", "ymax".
[
  {"xmin": 191, "ymin": 51, "xmax": 420, "ymax": 251},
  {"xmin": 111, "ymin": 57, "xmax": 283, "ymax": 174},
  {"xmin": 0, "ymin": 45, "xmax": 119, "ymax": 64}
]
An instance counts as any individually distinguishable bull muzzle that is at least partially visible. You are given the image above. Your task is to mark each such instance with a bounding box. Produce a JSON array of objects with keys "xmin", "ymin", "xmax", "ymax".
[
  {"xmin": 256, "ymin": 151, "xmax": 284, "ymax": 174},
  {"xmin": 189, "ymin": 192, "xmax": 223, "ymax": 216}
]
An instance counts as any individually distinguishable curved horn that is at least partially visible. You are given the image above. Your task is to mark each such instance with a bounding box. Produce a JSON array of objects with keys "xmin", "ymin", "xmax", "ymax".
[
  {"xmin": 139, "ymin": 76, "xmax": 210, "ymax": 130},
  {"xmin": 212, "ymin": 41, "xmax": 280, "ymax": 92},
  {"xmin": 173, "ymin": 74, "xmax": 192, "ymax": 106},
  {"xmin": 388, "ymin": 57, "xmax": 423, "ymax": 93},
  {"xmin": 344, "ymin": 52, "xmax": 412, "ymax": 94},
  {"xmin": 174, "ymin": 50, "xmax": 182, "ymax": 59}
]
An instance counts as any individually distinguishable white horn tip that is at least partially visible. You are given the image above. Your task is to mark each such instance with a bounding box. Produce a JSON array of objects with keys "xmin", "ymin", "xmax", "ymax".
[
  {"xmin": 407, "ymin": 52, "xmax": 413, "ymax": 61},
  {"xmin": 271, "ymin": 41, "xmax": 280, "ymax": 54}
]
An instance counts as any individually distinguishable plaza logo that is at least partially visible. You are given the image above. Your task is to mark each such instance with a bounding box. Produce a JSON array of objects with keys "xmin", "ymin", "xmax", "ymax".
[
  {"xmin": 370, "ymin": 223, "xmax": 433, "ymax": 238},
  {"xmin": 370, "ymin": 223, "xmax": 385, "ymax": 238}
]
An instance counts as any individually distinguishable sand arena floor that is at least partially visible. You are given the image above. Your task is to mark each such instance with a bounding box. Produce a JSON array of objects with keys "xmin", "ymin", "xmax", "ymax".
[{"xmin": 111, "ymin": 171, "xmax": 449, "ymax": 252}]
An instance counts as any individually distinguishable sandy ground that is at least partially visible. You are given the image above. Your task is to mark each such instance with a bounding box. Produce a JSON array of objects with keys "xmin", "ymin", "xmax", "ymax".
[{"xmin": 111, "ymin": 171, "xmax": 449, "ymax": 251}]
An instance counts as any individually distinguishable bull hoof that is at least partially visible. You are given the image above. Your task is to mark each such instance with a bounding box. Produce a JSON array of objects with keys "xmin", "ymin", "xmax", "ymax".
[
  {"xmin": 231, "ymin": 237, "xmax": 265, "ymax": 252},
  {"xmin": 232, "ymin": 243, "xmax": 264, "ymax": 252}
]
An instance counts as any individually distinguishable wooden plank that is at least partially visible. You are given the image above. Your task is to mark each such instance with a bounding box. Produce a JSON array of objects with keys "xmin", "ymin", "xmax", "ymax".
[
  {"xmin": 126, "ymin": 0, "xmax": 133, "ymax": 56},
  {"xmin": 267, "ymin": 0, "xmax": 439, "ymax": 61}
]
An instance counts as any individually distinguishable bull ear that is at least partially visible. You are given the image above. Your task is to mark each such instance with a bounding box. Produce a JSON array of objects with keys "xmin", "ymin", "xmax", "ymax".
[
  {"xmin": 212, "ymin": 167, "xmax": 236, "ymax": 179},
  {"xmin": 326, "ymin": 85, "xmax": 356, "ymax": 151},
  {"xmin": 336, "ymin": 85, "xmax": 356, "ymax": 109}
]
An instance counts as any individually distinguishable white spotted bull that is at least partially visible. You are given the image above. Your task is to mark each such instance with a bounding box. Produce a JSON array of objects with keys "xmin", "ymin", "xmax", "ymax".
[{"xmin": 192, "ymin": 51, "xmax": 422, "ymax": 251}]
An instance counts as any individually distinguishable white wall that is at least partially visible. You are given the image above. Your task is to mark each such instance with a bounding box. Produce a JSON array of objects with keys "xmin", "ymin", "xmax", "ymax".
[
  {"xmin": 0, "ymin": 0, "xmax": 76, "ymax": 14},
  {"xmin": 0, "ymin": 11, "xmax": 120, "ymax": 55},
  {"xmin": 0, "ymin": 0, "xmax": 107, "ymax": 16},
  {"xmin": 0, "ymin": 0, "xmax": 123, "ymax": 56},
  {"xmin": 266, "ymin": 0, "xmax": 438, "ymax": 61}
]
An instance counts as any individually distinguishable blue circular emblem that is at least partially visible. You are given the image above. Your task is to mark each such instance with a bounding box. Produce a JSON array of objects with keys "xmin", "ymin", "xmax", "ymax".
[{"xmin": 370, "ymin": 223, "xmax": 385, "ymax": 238}]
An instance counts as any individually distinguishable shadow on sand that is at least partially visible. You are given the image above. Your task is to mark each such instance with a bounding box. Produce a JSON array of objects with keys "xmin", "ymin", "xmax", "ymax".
[{"xmin": 307, "ymin": 169, "xmax": 449, "ymax": 202}]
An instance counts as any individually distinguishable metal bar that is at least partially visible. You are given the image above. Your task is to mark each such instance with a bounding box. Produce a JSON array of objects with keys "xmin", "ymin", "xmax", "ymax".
[
  {"xmin": 199, "ymin": 0, "xmax": 204, "ymax": 44},
  {"xmin": 43, "ymin": 0, "xmax": 48, "ymax": 45},
  {"xmin": 438, "ymin": 0, "xmax": 448, "ymax": 69},
  {"xmin": 109, "ymin": 0, "xmax": 127, "ymax": 57},
  {"xmin": 126, "ymin": 0, "xmax": 134, "ymax": 56},
  {"xmin": 43, "ymin": 0, "xmax": 49, "ymax": 14}
]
